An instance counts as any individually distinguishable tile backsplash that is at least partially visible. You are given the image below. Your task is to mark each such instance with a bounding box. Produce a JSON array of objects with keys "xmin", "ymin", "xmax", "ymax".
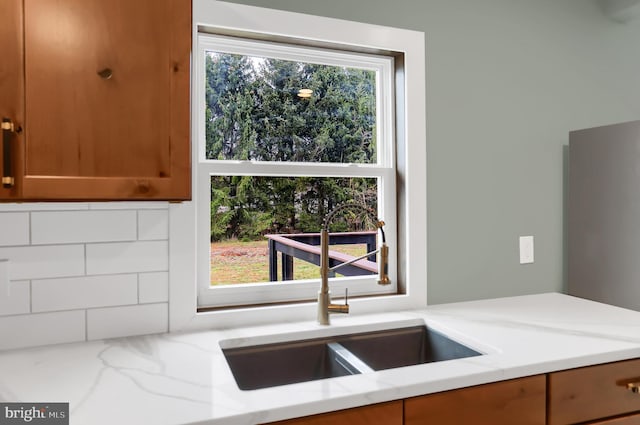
[{"xmin": 0, "ymin": 202, "xmax": 170, "ymax": 350}]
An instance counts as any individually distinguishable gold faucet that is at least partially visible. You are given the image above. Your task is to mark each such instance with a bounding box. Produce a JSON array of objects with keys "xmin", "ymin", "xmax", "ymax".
[{"xmin": 318, "ymin": 203, "xmax": 390, "ymax": 325}]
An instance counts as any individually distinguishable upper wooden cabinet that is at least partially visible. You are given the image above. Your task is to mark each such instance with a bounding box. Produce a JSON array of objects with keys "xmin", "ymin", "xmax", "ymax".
[
  {"xmin": 0, "ymin": 0, "xmax": 191, "ymax": 201},
  {"xmin": 588, "ymin": 415, "xmax": 640, "ymax": 425}
]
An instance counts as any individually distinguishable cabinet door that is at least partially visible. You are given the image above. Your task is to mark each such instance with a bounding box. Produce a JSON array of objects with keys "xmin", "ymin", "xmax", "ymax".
[
  {"xmin": 405, "ymin": 375, "xmax": 546, "ymax": 425},
  {"xmin": 264, "ymin": 400, "xmax": 402, "ymax": 425},
  {"xmin": 0, "ymin": 0, "xmax": 24, "ymax": 200},
  {"xmin": 548, "ymin": 359, "xmax": 640, "ymax": 425},
  {"xmin": 2, "ymin": 0, "xmax": 190, "ymax": 201}
]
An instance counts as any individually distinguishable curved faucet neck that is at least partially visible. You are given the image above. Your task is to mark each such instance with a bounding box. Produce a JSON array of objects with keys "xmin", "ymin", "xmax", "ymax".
[{"xmin": 318, "ymin": 202, "xmax": 390, "ymax": 325}]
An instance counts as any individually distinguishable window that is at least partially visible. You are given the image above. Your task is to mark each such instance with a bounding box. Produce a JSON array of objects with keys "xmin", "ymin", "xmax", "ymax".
[
  {"xmin": 169, "ymin": 0, "xmax": 425, "ymax": 330},
  {"xmin": 196, "ymin": 34, "xmax": 397, "ymax": 308}
]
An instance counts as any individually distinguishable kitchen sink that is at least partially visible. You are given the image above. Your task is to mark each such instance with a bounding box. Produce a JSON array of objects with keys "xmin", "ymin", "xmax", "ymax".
[{"xmin": 222, "ymin": 324, "xmax": 482, "ymax": 390}]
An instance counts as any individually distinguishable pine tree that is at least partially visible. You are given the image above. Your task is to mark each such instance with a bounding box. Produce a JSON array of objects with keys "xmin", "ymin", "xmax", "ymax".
[{"xmin": 205, "ymin": 52, "xmax": 378, "ymax": 241}]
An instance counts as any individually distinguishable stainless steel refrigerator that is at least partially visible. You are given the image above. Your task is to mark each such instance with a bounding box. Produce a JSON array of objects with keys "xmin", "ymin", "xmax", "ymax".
[{"xmin": 569, "ymin": 119, "xmax": 640, "ymax": 311}]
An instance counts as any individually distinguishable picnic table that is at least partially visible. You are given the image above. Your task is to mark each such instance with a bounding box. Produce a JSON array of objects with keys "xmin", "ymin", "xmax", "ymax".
[{"xmin": 265, "ymin": 231, "xmax": 378, "ymax": 281}]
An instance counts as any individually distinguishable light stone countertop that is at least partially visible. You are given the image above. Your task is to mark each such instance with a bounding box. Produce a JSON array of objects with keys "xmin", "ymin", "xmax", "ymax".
[{"xmin": 1, "ymin": 293, "xmax": 640, "ymax": 424}]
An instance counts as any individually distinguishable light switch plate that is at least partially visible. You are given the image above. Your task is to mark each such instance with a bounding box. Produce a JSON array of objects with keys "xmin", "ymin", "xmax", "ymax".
[{"xmin": 519, "ymin": 236, "xmax": 534, "ymax": 264}]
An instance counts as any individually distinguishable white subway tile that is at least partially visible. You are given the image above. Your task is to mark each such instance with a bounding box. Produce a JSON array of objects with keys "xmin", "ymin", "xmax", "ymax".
[
  {"xmin": 32, "ymin": 210, "xmax": 136, "ymax": 245},
  {"xmin": 138, "ymin": 210, "xmax": 169, "ymax": 241},
  {"xmin": 139, "ymin": 272, "xmax": 169, "ymax": 303},
  {"xmin": 0, "ymin": 212, "xmax": 29, "ymax": 246},
  {"xmin": 32, "ymin": 274, "xmax": 138, "ymax": 313},
  {"xmin": 86, "ymin": 241, "xmax": 168, "ymax": 275},
  {"xmin": 0, "ymin": 203, "xmax": 90, "ymax": 212},
  {"xmin": 0, "ymin": 245, "xmax": 85, "ymax": 280},
  {"xmin": 87, "ymin": 303, "xmax": 168, "ymax": 340},
  {"xmin": 0, "ymin": 280, "xmax": 30, "ymax": 316},
  {"xmin": 0, "ymin": 310, "xmax": 85, "ymax": 350}
]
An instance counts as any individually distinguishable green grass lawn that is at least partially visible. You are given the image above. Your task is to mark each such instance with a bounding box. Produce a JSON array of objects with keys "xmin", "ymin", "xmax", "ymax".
[{"xmin": 210, "ymin": 240, "xmax": 367, "ymax": 286}]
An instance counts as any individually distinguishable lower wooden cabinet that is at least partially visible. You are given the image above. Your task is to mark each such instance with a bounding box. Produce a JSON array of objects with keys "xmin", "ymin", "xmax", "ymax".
[
  {"xmin": 548, "ymin": 358, "xmax": 640, "ymax": 425},
  {"xmin": 405, "ymin": 375, "xmax": 546, "ymax": 425},
  {"xmin": 267, "ymin": 358, "xmax": 640, "ymax": 425},
  {"xmin": 267, "ymin": 376, "xmax": 544, "ymax": 425},
  {"xmin": 264, "ymin": 400, "xmax": 402, "ymax": 425}
]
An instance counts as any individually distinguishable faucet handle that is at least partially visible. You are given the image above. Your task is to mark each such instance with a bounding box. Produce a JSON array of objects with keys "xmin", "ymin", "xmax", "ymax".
[{"xmin": 327, "ymin": 288, "xmax": 350, "ymax": 314}]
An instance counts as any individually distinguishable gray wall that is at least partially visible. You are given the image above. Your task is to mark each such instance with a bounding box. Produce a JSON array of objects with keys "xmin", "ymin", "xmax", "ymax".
[{"xmin": 221, "ymin": 0, "xmax": 640, "ymax": 304}]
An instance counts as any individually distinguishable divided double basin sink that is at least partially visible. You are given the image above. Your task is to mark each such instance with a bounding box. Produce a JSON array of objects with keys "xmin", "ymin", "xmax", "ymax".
[{"xmin": 221, "ymin": 320, "xmax": 484, "ymax": 390}]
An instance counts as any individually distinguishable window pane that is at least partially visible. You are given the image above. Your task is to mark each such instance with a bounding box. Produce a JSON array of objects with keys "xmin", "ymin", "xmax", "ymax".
[
  {"xmin": 210, "ymin": 176, "xmax": 378, "ymax": 286},
  {"xmin": 204, "ymin": 51, "xmax": 377, "ymax": 163}
]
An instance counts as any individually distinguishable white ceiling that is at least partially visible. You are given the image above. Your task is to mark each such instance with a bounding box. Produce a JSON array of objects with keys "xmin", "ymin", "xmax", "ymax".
[{"xmin": 599, "ymin": 0, "xmax": 640, "ymax": 22}]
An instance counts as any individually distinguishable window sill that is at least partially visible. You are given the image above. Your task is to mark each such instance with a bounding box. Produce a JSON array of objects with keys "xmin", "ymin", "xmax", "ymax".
[
  {"xmin": 193, "ymin": 293, "xmax": 421, "ymax": 331},
  {"xmin": 195, "ymin": 291, "xmax": 403, "ymax": 314}
]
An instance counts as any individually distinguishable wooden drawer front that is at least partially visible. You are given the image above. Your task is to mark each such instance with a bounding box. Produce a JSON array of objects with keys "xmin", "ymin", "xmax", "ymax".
[
  {"xmin": 404, "ymin": 375, "xmax": 546, "ymax": 425},
  {"xmin": 264, "ymin": 400, "xmax": 402, "ymax": 425},
  {"xmin": 548, "ymin": 359, "xmax": 640, "ymax": 425},
  {"xmin": 587, "ymin": 413, "xmax": 640, "ymax": 424}
]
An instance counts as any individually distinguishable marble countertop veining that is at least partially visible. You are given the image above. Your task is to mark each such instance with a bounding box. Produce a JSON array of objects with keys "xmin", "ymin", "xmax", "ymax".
[{"xmin": 1, "ymin": 293, "xmax": 640, "ymax": 424}]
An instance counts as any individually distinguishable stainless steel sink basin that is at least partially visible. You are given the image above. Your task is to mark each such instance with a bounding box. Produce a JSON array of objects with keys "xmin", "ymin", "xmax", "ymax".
[
  {"xmin": 221, "ymin": 337, "xmax": 370, "ymax": 390},
  {"xmin": 222, "ymin": 324, "xmax": 482, "ymax": 390},
  {"xmin": 339, "ymin": 325, "xmax": 481, "ymax": 370}
]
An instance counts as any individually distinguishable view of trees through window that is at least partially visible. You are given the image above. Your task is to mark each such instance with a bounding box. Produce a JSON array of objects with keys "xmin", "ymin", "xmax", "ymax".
[{"xmin": 205, "ymin": 50, "xmax": 380, "ymax": 285}]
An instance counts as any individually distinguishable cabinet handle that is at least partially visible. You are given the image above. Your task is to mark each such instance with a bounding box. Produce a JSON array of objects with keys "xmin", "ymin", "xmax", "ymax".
[
  {"xmin": 1, "ymin": 118, "xmax": 15, "ymax": 188},
  {"xmin": 627, "ymin": 382, "xmax": 640, "ymax": 394}
]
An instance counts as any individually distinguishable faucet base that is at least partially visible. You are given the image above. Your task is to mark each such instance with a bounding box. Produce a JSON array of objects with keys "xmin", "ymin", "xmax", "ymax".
[
  {"xmin": 318, "ymin": 290, "xmax": 331, "ymax": 325},
  {"xmin": 317, "ymin": 290, "xmax": 349, "ymax": 325}
]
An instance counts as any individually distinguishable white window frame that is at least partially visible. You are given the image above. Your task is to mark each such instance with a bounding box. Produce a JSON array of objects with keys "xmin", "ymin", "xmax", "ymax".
[
  {"xmin": 196, "ymin": 34, "xmax": 398, "ymax": 308},
  {"xmin": 169, "ymin": 0, "xmax": 426, "ymax": 331}
]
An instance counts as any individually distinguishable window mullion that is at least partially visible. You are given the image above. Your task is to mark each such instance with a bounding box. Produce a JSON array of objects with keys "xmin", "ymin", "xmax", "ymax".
[{"xmin": 198, "ymin": 161, "xmax": 390, "ymax": 178}]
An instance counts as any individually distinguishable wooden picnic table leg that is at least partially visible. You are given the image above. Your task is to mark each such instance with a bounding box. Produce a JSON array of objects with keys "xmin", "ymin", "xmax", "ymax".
[
  {"xmin": 367, "ymin": 234, "xmax": 376, "ymax": 262},
  {"xmin": 268, "ymin": 239, "xmax": 278, "ymax": 282},
  {"xmin": 282, "ymin": 253, "xmax": 294, "ymax": 281}
]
